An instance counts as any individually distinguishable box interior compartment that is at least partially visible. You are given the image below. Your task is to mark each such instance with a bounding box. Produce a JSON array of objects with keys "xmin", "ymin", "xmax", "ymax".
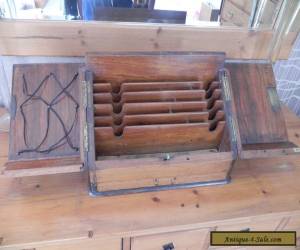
[
  {"xmin": 85, "ymin": 52, "xmax": 236, "ymax": 194},
  {"xmin": 87, "ymin": 53, "xmax": 231, "ymax": 158}
]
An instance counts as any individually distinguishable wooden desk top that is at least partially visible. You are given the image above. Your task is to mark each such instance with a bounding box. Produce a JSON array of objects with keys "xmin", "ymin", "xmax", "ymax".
[{"xmin": 0, "ymin": 106, "xmax": 300, "ymax": 248}]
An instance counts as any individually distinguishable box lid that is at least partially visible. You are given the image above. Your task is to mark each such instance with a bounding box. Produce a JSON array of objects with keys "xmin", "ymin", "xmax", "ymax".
[
  {"xmin": 225, "ymin": 61, "xmax": 299, "ymax": 159},
  {"xmin": 5, "ymin": 63, "xmax": 84, "ymax": 176}
]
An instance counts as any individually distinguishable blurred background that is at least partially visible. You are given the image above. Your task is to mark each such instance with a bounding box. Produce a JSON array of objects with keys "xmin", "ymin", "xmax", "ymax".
[{"xmin": 0, "ymin": 0, "xmax": 222, "ymax": 24}]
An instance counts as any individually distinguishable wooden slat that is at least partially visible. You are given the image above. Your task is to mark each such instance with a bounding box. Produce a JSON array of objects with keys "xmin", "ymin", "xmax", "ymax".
[
  {"xmin": 94, "ymin": 112, "xmax": 210, "ymax": 127},
  {"xmin": 121, "ymin": 90, "xmax": 207, "ymax": 103},
  {"xmin": 95, "ymin": 121, "xmax": 225, "ymax": 155},
  {"xmin": 0, "ymin": 20, "xmax": 285, "ymax": 59},
  {"xmin": 93, "ymin": 81, "xmax": 209, "ymax": 94},
  {"xmin": 93, "ymin": 90, "xmax": 207, "ymax": 104},
  {"xmin": 120, "ymin": 81, "xmax": 207, "ymax": 92},
  {"xmin": 94, "ymin": 97, "xmax": 223, "ymax": 117},
  {"xmin": 94, "ymin": 104, "xmax": 114, "ymax": 116},
  {"xmin": 93, "ymin": 83, "xmax": 112, "ymax": 93},
  {"xmin": 93, "ymin": 93, "xmax": 113, "ymax": 103},
  {"xmin": 94, "ymin": 102, "xmax": 206, "ymax": 116}
]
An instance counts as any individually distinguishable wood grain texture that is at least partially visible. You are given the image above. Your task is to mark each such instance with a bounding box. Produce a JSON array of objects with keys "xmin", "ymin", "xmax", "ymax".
[
  {"xmin": 4, "ymin": 156, "xmax": 81, "ymax": 177},
  {"xmin": 96, "ymin": 151, "xmax": 232, "ymax": 191},
  {"xmin": 87, "ymin": 52, "xmax": 225, "ymax": 83},
  {"xmin": 94, "ymin": 111, "xmax": 224, "ymax": 129},
  {"xmin": 0, "ymin": 106, "xmax": 300, "ymax": 249},
  {"xmin": 0, "ymin": 20, "xmax": 290, "ymax": 60},
  {"xmin": 87, "ymin": 53, "xmax": 231, "ymax": 192},
  {"xmin": 93, "ymin": 90, "xmax": 207, "ymax": 103},
  {"xmin": 226, "ymin": 62, "xmax": 288, "ymax": 145},
  {"xmin": 6, "ymin": 63, "xmax": 83, "ymax": 174},
  {"xmin": 95, "ymin": 122, "xmax": 226, "ymax": 156},
  {"xmin": 88, "ymin": 53, "xmax": 227, "ymax": 157},
  {"xmin": 94, "ymin": 101, "xmax": 224, "ymax": 117}
]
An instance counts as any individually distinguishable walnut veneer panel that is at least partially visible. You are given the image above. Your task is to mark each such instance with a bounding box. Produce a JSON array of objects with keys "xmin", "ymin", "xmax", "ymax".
[
  {"xmin": 226, "ymin": 62, "xmax": 288, "ymax": 145},
  {"xmin": 6, "ymin": 63, "xmax": 83, "ymax": 172}
]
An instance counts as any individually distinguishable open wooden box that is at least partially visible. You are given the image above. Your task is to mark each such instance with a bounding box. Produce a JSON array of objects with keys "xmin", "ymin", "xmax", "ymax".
[
  {"xmin": 82, "ymin": 52, "xmax": 238, "ymax": 195},
  {"xmin": 4, "ymin": 52, "xmax": 300, "ymax": 196}
]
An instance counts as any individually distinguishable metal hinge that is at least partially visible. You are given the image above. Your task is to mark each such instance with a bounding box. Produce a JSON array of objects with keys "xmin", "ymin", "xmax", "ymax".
[
  {"xmin": 221, "ymin": 70, "xmax": 231, "ymax": 101},
  {"xmin": 83, "ymin": 124, "xmax": 89, "ymax": 152},
  {"xmin": 220, "ymin": 70, "xmax": 238, "ymax": 144},
  {"xmin": 229, "ymin": 116, "xmax": 238, "ymax": 143},
  {"xmin": 82, "ymin": 80, "xmax": 90, "ymax": 152},
  {"xmin": 82, "ymin": 80, "xmax": 89, "ymax": 109}
]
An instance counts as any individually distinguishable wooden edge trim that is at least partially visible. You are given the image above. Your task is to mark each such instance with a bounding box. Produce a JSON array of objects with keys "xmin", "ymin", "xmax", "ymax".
[{"xmin": 4, "ymin": 155, "xmax": 81, "ymax": 171}]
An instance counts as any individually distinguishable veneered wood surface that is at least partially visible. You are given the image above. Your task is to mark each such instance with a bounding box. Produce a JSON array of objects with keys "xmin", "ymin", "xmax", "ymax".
[
  {"xmin": 96, "ymin": 151, "xmax": 232, "ymax": 191},
  {"xmin": 7, "ymin": 64, "xmax": 83, "ymax": 173},
  {"xmin": 226, "ymin": 62, "xmax": 288, "ymax": 145},
  {"xmin": 93, "ymin": 89, "xmax": 207, "ymax": 103},
  {"xmin": 94, "ymin": 101, "xmax": 224, "ymax": 117},
  {"xmin": 95, "ymin": 122, "xmax": 226, "ymax": 156},
  {"xmin": 4, "ymin": 156, "xmax": 82, "ymax": 177},
  {"xmin": 0, "ymin": 107, "xmax": 300, "ymax": 249},
  {"xmin": 87, "ymin": 52, "xmax": 225, "ymax": 83},
  {"xmin": 94, "ymin": 81, "xmax": 211, "ymax": 93}
]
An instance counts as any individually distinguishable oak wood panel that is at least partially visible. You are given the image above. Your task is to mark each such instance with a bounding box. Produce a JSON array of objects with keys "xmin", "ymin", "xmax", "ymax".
[
  {"xmin": 94, "ymin": 90, "xmax": 207, "ymax": 104},
  {"xmin": 90, "ymin": 81, "xmax": 210, "ymax": 94},
  {"xmin": 94, "ymin": 111, "xmax": 212, "ymax": 127},
  {"xmin": 121, "ymin": 81, "xmax": 209, "ymax": 92},
  {"xmin": 93, "ymin": 83, "xmax": 112, "ymax": 93},
  {"xmin": 87, "ymin": 52, "xmax": 225, "ymax": 83},
  {"xmin": 94, "ymin": 100, "xmax": 223, "ymax": 117},
  {"xmin": 0, "ymin": 107, "xmax": 300, "ymax": 248},
  {"xmin": 94, "ymin": 110, "xmax": 224, "ymax": 127},
  {"xmin": 9, "ymin": 63, "xmax": 82, "ymax": 161},
  {"xmin": 96, "ymin": 152, "xmax": 232, "ymax": 191},
  {"xmin": 226, "ymin": 62, "xmax": 288, "ymax": 145},
  {"xmin": 5, "ymin": 63, "xmax": 84, "ymax": 174},
  {"xmin": 95, "ymin": 122, "xmax": 225, "ymax": 156}
]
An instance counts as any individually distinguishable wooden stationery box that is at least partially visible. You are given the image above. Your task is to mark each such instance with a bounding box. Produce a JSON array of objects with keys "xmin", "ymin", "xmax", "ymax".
[
  {"xmin": 83, "ymin": 52, "xmax": 237, "ymax": 195},
  {"xmin": 4, "ymin": 52, "xmax": 300, "ymax": 196}
]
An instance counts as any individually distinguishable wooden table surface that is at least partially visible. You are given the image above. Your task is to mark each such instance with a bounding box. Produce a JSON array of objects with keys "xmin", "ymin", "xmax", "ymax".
[{"xmin": 0, "ymin": 106, "xmax": 300, "ymax": 249}]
